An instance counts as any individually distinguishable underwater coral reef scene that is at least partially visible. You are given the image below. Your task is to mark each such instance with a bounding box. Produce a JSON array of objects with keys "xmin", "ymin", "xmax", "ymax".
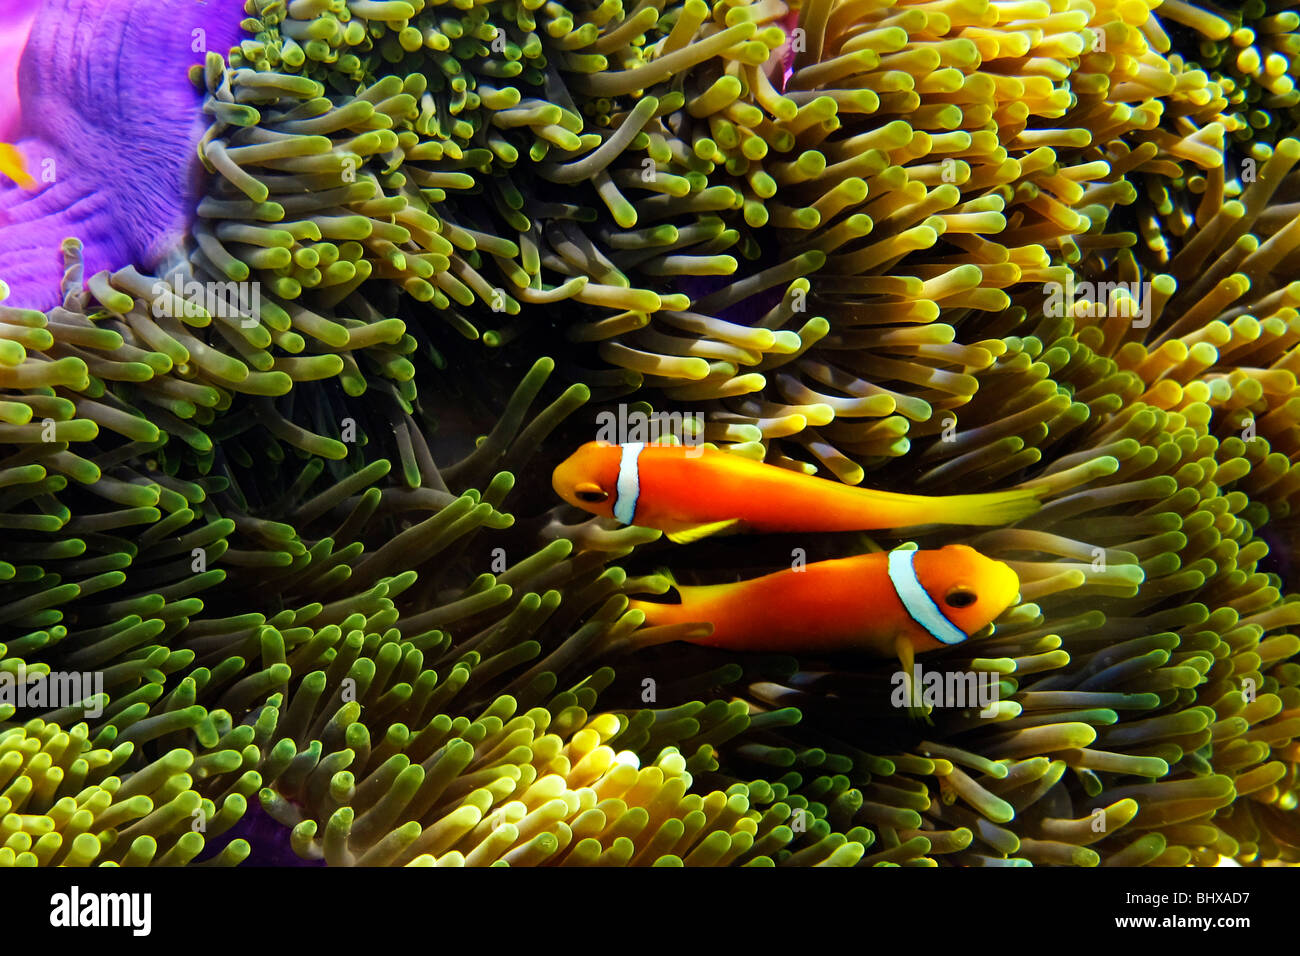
[{"xmin": 2, "ymin": 0, "xmax": 1300, "ymax": 909}]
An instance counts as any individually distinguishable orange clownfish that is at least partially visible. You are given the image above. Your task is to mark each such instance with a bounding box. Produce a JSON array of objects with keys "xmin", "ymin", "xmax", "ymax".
[
  {"xmin": 630, "ymin": 544, "xmax": 1019, "ymax": 657},
  {"xmin": 553, "ymin": 441, "xmax": 1040, "ymax": 542},
  {"xmin": 629, "ymin": 545, "xmax": 1020, "ymax": 704}
]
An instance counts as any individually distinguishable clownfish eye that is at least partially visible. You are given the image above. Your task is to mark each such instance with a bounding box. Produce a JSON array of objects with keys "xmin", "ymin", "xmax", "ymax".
[
  {"xmin": 575, "ymin": 488, "xmax": 608, "ymax": 503},
  {"xmin": 944, "ymin": 589, "xmax": 977, "ymax": 609}
]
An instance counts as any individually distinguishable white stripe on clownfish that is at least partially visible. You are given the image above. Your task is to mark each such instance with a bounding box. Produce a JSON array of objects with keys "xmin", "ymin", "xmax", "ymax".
[
  {"xmin": 886, "ymin": 549, "xmax": 968, "ymax": 646},
  {"xmin": 613, "ymin": 441, "xmax": 645, "ymax": 525}
]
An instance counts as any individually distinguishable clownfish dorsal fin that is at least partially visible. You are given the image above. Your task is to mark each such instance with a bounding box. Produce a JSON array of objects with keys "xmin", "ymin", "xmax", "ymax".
[{"xmin": 666, "ymin": 518, "xmax": 741, "ymax": 544}]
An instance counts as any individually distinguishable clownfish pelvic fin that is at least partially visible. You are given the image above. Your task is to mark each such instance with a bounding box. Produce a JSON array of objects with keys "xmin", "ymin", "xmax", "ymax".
[{"xmin": 665, "ymin": 518, "xmax": 741, "ymax": 544}]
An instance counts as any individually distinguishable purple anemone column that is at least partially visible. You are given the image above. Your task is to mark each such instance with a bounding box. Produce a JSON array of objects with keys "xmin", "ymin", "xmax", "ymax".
[{"xmin": 0, "ymin": 0, "xmax": 247, "ymax": 310}]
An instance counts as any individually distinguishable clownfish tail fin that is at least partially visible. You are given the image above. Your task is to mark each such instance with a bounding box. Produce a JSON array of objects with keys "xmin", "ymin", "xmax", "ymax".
[
  {"xmin": 627, "ymin": 594, "xmax": 684, "ymax": 630},
  {"xmin": 625, "ymin": 596, "xmax": 714, "ymax": 649},
  {"xmin": 922, "ymin": 487, "xmax": 1042, "ymax": 527}
]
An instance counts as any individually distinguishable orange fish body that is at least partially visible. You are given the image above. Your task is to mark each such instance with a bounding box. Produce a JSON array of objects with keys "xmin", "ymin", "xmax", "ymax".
[
  {"xmin": 552, "ymin": 441, "xmax": 1039, "ymax": 541},
  {"xmin": 629, "ymin": 544, "xmax": 1021, "ymax": 657}
]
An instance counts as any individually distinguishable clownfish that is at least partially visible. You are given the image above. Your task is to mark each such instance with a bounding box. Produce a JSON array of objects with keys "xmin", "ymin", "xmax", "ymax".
[
  {"xmin": 629, "ymin": 544, "xmax": 1019, "ymax": 656},
  {"xmin": 628, "ymin": 545, "xmax": 1020, "ymax": 708},
  {"xmin": 552, "ymin": 441, "xmax": 1040, "ymax": 542},
  {"xmin": 0, "ymin": 142, "xmax": 35, "ymax": 190}
]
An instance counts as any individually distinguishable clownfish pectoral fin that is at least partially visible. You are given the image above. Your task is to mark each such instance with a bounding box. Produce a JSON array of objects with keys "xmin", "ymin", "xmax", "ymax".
[
  {"xmin": 0, "ymin": 143, "xmax": 36, "ymax": 190},
  {"xmin": 665, "ymin": 518, "xmax": 741, "ymax": 544}
]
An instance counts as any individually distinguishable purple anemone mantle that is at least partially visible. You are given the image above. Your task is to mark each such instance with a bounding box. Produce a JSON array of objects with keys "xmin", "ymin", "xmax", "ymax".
[{"xmin": 0, "ymin": 0, "xmax": 246, "ymax": 310}]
